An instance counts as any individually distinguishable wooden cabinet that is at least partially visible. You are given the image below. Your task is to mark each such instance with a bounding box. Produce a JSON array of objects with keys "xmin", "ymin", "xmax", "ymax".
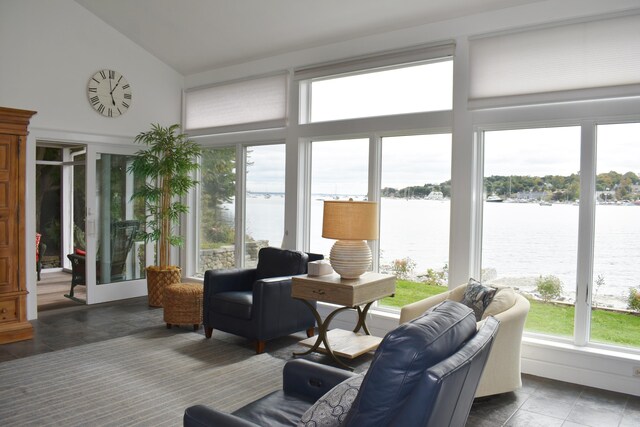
[{"xmin": 0, "ymin": 107, "xmax": 36, "ymax": 344}]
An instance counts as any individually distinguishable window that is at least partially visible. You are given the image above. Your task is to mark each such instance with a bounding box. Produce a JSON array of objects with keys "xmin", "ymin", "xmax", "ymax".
[
  {"xmin": 95, "ymin": 153, "xmax": 146, "ymax": 284},
  {"xmin": 198, "ymin": 147, "xmax": 236, "ymax": 274},
  {"xmin": 197, "ymin": 144, "xmax": 287, "ymax": 274},
  {"xmin": 309, "ymin": 139, "xmax": 369, "ymax": 256},
  {"xmin": 481, "ymin": 127, "xmax": 581, "ymax": 338},
  {"xmin": 592, "ymin": 123, "xmax": 640, "ymax": 348},
  {"xmin": 378, "ymin": 134, "xmax": 452, "ymax": 309},
  {"xmin": 244, "ymin": 145, "xmax": 286, "ymax": 267},
  {"xmin": 308, "ymin": 60, "xmax": 453, "ymax": 123}
]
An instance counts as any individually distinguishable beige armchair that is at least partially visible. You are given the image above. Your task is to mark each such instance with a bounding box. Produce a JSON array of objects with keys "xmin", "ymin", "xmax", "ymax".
[{"xmin": 400, "ymin": 283, "xmax": 530, "ymax": 397}]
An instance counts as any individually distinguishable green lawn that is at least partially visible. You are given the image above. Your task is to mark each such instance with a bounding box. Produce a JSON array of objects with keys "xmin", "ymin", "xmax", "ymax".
[
  {"xmin": 380, "ymin": 279, "xmax": 449, "ymax": 308},
  {"xmin": 379, "ymin": 279, "xmax": 640, "ymax": 347}
]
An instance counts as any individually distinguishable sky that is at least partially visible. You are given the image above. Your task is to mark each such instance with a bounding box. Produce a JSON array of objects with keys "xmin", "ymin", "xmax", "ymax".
[
  {"xmin": 243, "ymin": 60, "xmax": 639, "ymax": 195},
  {"xmin": 247, "ymin": 123, "xmax": 640, "ymax": 195}
]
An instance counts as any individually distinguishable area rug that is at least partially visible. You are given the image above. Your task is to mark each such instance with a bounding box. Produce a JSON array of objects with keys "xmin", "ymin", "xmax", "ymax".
[{"xmin": 0, "ymin": 330, "xmax": 285, "ymax": 426}]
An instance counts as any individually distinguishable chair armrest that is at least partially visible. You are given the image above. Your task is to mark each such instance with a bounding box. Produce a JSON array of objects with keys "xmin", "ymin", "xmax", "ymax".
[
  {"xmin": 282, "ymin": 359, "xmax": 358, "ymax": 401},
  {"xmin": 203, "ymin": 268, "xmax": 257, "ymax": 294},
  {"xmin": 67, "ymin": 253, "xmax": 86, "ymax": 263},
  {"xmin": 399, "ymin": 290, "xmax": 452, "ymax": 324},
  {"xmin": 252, "ymin": 275, "xmax": 295, "ymax": 302},
  {"xmin": 183, "ymin": 405, "xmax": 259, "ymax": 427}
]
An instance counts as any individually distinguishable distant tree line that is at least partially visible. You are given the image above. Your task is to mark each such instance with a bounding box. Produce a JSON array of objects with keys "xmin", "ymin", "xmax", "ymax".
[
  {"xmin": 381, "ymin": 171, "xmax": 640, "ymax": 201},
  {"xmin": 382, "ymin": 181, "xmax": 451, "ymax": 198}
]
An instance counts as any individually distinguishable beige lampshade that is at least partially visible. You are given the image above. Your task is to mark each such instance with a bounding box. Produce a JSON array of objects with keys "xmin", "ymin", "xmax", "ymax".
[{"xmin": 322, "ymin": 200, "xmax": 379, "ymax": 240}]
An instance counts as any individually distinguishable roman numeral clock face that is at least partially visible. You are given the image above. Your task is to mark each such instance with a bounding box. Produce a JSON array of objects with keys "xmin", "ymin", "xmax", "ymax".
[{"xmin": 87, "ymin": 69, "xmax": 132, "ymax": 117}]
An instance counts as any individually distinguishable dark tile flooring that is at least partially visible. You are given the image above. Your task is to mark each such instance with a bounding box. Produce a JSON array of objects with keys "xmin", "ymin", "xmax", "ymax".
[{"xmin": 1, "ymin": 297, "xmax": 638, "ymax": 427}]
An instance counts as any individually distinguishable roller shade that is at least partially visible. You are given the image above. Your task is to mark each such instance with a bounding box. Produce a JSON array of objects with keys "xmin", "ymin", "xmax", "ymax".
[
  {"xmin": 469, "ymin": 14, "xmax": 640, "ymax": 108},
  {"xmin": 185, "ymin": 73, "xmax": 287, "ymax": 133}
]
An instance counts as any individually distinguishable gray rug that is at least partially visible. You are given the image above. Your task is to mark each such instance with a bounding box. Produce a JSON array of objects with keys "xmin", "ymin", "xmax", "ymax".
[{"xmin": 0, "ymin": 330, "xmax": 285, "ymax": 426}]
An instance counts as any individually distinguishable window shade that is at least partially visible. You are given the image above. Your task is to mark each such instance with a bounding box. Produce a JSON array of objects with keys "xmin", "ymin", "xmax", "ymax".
[
  {"xmin": 469, "ymin": 14, "xmax": 640, "ymax": 107},
  {"xmin": 185, "ymin": 73, "xmax": 287, "ymax": 132},
  {"xmin": 294, "ymin": 41, "xmax": 455, "ymax": 81}
]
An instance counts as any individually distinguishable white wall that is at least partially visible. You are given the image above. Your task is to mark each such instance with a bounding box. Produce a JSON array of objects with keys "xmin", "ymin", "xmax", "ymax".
[
  {"xmin": 0, "ymin": 0, "xmax": 183, "ymax": 135},
  {"xmin": 0, "ymin": 0, "xmax": 184, "ymax": 319}
]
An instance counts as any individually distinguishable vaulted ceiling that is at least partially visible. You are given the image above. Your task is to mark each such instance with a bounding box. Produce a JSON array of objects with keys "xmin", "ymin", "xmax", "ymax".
[{"xmin": 75, "ymin": 0, "xmax": 544, "ymax": 75}]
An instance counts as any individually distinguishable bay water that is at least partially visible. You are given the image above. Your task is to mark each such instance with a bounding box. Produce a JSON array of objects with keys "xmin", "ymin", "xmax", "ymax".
[{"xmin": 237, "ymin": 196, "xmax": 639, "ymax": 308}]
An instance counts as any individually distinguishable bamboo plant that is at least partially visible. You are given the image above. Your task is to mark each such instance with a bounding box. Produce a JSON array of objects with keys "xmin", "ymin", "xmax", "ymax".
[{"xmin": 128, "ymin": 124, "xmax": 201, "ymax": 268}]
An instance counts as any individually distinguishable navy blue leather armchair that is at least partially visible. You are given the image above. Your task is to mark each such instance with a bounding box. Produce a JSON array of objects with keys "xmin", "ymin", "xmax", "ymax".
[
  {"xmin": 185, "ymin": 300, "xmax": 500, "ymax": 427},
  {"xmin": 203, "ymin": 247, "xmax": 323, "ymax": 354}
]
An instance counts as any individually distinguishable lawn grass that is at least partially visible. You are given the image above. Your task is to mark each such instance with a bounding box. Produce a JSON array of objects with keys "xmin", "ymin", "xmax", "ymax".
[
  {"xmin": 379, "ymin": 279, "xmax": 449, "ymax": 308},
  {"xmin": 379, "ymin": 279, "xmax": 640, "ymax": 347}
]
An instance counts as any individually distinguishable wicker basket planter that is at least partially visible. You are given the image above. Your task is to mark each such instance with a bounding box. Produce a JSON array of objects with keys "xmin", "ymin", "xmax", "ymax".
[{"xmin": 146, "ymin": 266, "xmax": 181, "ymax": 307}]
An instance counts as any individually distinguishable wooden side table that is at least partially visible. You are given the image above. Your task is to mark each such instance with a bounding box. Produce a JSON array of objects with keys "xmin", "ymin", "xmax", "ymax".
[{"xmin": 291, "ymin": 272, "xmax": 395, "ymax": 370}]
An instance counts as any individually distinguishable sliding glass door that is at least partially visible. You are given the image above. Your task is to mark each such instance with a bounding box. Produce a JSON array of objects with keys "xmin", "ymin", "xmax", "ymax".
[{"xmin": 83, "ymin": 144, "xmax": 151, "ymax": 304}]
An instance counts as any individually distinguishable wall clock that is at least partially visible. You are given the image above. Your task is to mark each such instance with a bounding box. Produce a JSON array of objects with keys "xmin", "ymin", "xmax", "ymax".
[{"xmin": 87, "ymin": 69, "xmax": 132, "ymax": 117}]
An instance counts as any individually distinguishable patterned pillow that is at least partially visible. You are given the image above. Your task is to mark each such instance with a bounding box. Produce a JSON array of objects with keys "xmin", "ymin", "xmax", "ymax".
[
  {"xmin": 298, "ymin": 375, "xmax": 363, "ymax": 427},
  {"xmin": 461, "ymin": 278, "xmax": 497, "ymax": 321}
]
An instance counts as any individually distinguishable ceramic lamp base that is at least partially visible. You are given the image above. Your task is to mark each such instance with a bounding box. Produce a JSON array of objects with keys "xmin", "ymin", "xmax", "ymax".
[{"xmin": 329, "ymin": 239, "xmax": 371, "ymax": 279}]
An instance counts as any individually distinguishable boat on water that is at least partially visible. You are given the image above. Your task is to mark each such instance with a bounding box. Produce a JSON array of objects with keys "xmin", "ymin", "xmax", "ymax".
[
  {"xmin": 539, "ymin": 201, "xmax": 552, "ymax": 206},
  {"xmin": 486, "ymin": 195, "xmax": 503, "ymax": 202},
  {"xmin": 426, "ymin": 191, "xmax": 444, "ymax": 201}
]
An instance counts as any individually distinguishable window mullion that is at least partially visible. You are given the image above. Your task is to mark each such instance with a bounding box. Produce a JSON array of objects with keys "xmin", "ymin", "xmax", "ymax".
[
  {"xmin": 235, "ymin": 145, "xmax": 247, "ymax": 267},
  {"xmin": 369, "ymin": 135, "xmax": 382, "ymax": 274},
  {"xmin": 575, "ymin": 121, "xmax": 597, "ymax": 346}
]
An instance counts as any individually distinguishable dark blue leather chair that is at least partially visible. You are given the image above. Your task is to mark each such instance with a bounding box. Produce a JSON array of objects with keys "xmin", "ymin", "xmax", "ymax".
[
  {"xmin": 185, "ymin": 300, "xmax": 500, "ymax": 427},
  {"xmin": 203, "ymin": 247, "xmax": 323, "ymax": 354}
]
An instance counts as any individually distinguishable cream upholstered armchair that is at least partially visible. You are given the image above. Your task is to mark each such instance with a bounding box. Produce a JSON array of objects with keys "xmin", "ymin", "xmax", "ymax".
[{"xmin": 400, "ymin": 282, "xmax": 530, "ymax": 397}]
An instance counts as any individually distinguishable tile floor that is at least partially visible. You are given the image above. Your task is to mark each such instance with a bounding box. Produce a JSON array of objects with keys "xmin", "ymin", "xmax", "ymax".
[{"xmin": 0, "ymin": 296, "xmax": 638, "ymax": 427}]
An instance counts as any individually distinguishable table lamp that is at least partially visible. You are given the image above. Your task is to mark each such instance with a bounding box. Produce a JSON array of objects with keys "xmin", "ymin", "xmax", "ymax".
[{"xmin": 322, "ymin": 199, "xmax": 379, "ymax": 279}]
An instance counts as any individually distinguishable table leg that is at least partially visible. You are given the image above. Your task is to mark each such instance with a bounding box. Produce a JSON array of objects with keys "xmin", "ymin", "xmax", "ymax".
[
  {"xmin": 293, "ymin": 301, "xmax": 356, "ymax": 370},
  {"xmin": 353, "ymin": 302, "xmax": 374, "ymax": 335}
]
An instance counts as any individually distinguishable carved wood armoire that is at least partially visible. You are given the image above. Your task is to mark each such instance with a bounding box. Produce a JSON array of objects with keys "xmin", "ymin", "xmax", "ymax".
[{"xmin": 0, "ymin": 107, "xmax": 36, "ymax": 344}]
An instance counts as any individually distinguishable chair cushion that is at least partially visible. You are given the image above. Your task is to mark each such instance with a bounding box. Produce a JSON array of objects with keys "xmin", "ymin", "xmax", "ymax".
[
  {"xmin": 256, "ymin": 247, "xmax": 309, "ymax": 280},
  {"xmin": 299, "ymin": 375, "xmax": 363, "ymax": 427},
  {"xmin": 461, "ymin": 278, "xmax": 497, "ymax": 321},
  {"xmin": 482, "ymin": 286, "xmax": 516, "ymax": 319},
  {"xmin": 210, "ymin": 291, "xmax": 253, "ymax": 320},
  {"xmin": 344, "ymin": 300, "xmax": 477, "ymax": 427},
  {"xmin": 233, "ymin": 390, "xmax": 314, "ymax": 427}
]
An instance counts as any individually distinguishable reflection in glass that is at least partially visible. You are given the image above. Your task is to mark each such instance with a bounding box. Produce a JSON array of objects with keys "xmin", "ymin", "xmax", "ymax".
[{"xmin": 95, "ymin": 153, "xmax": 146, "ymax": 284}]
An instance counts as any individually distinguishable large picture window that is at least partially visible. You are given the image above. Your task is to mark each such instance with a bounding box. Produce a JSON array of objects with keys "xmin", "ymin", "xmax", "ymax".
[
  {"xmin": 308, "ymin": 60, "xmax": 452, "ymax": 123},
  {"xmin": 481, "ymin": 127, "xmax": 581, "ymax": 338},
  {"xmin": 378, "ymin": 134, "xmax": 451, "ymax": 309},
  {"xmin": 309, "ymin": 139, "xmax": 369, "ymax": 256},
  {"xmin": 592, "ymin": 123, "xmax": 640, "ymax": 348},
  {"xmin": 197, "ymin": 144, "xmax": 286, "ymax": 274},
  {"xmin": 244, "ymin": 144, "xmax": 286, "ymax": 267}
]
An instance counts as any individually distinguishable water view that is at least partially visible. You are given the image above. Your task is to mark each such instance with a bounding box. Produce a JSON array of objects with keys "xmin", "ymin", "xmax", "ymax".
[{"xmin": 236, "ymin": 196, "xmax": 640, "ymax": 309}]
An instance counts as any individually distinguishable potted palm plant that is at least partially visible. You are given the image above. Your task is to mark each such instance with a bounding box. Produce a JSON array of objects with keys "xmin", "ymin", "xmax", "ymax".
[{"xmin": 129, "ymin": 123, "xmax": 201, "ymax": 307}]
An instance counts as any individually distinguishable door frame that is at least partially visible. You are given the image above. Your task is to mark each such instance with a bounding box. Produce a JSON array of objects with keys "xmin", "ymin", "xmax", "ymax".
[{"xmin": 26, "ymin": 130, "xmax": 152, "ymax": 319}]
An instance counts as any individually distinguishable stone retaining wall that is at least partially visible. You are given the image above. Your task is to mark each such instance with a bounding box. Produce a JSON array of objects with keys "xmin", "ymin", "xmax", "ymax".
[{"xmin": 199, "ymin": 240, "xmax": 269, "ymax": 271}]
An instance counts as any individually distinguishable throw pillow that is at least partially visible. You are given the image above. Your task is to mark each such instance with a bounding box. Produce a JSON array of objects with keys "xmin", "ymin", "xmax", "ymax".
[
  {"xmin": 298, "ymin": 375, "xmax": 363, "ymax": 427},
  {"xmin": 482, "ymin": 286, "xmax": 516, "ymax": 319},
  {"xmin": 461, "ymin": 278, "xmax": 497, "ymax": 321}
]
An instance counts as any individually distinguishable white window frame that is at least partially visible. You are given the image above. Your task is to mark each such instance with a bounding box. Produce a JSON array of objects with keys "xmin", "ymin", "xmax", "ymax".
[
  {"xmin": 185, "ymin": 136, "xmax": 287, "ymax": 276},
  {"xmin": 472, "ymin": 99, "xmax": 640, "ymax": 355}
]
